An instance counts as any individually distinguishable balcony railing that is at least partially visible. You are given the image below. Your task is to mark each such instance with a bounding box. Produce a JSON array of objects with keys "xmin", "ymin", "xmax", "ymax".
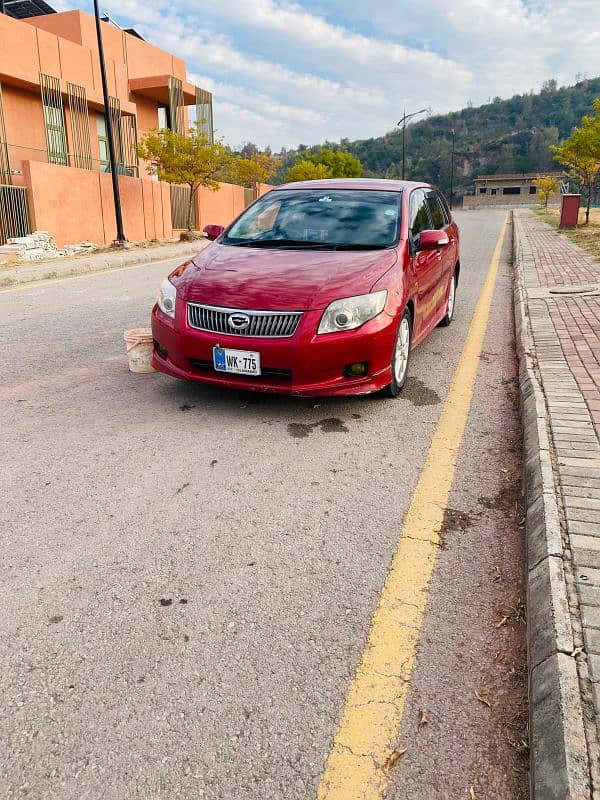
[{"xmin": 0, "ymin": 142, "xmax": 140, "ymax": 178}]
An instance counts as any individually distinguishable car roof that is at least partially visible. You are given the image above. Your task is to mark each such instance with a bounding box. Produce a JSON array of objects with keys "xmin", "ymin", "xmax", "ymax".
[{"xmin": 272, "ymin": 178, "xmax": 429, "ymax": 192}]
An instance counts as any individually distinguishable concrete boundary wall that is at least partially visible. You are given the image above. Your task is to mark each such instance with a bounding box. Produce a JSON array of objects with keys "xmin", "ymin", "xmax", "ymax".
[{"xmin": 21, "ymin": 161, "xmax": 272, "ymax": 248}]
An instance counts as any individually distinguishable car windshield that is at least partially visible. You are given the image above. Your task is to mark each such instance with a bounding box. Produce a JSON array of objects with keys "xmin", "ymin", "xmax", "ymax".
[{"xmin": 222, "ymin": 189, "xmax": 402, "ymax": 249}]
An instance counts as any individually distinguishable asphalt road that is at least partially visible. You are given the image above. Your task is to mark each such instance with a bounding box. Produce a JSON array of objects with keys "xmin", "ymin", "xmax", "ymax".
[{"xmin": 0, "ymin": 209, "xmax": 527, "ymax": 800}]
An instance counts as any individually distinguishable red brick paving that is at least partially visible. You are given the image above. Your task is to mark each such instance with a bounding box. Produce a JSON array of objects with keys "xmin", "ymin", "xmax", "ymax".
[{"xmin": 519, "ymin": 213, "xmax": 600, "ymax": 438}]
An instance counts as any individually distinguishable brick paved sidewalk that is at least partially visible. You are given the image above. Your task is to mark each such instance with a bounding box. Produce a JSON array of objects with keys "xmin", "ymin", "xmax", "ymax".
[{"xmin": 515, "ymin": 209, "xmax": 600, "ymax": 795}]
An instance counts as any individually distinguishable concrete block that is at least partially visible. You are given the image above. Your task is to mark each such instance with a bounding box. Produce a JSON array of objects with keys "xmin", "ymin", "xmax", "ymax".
[
  {"xmin": 528, "ymin": 556, "xmax": 574, "ymax": 668},
  {"xmin": 583, "ymin": 626, "xmax": 600, "ymax": 654},
  {"xmin": 527, "ymin": 492, "xmax": 563, "ymax": 566},
  {"xmin": 582, "ymin": 605, "xmax": 600, "ymax": 629},
  {"xmin": 530, "ymin": 653, "xmax": 590, "ymax": 800}
]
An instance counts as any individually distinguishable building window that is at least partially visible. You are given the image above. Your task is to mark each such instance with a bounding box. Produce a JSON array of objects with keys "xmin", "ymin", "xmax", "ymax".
[
  {"xmin": 40, "ymin": 73, "xmax": 68, "ymax": 166},
  {"xmin": 503, "ymin": 186, "xmax": 521, "ymax": 195},
  {"xmin": 97, "ymin": 113, "xmax": 109, "ymax": 170},
  {"xmin": 491, "ymin": 188, "xmax": 497, "ymax": 195},
  {"xmin": 529, "ymin": 186, "xmax": 537, "ymax": 194},
  {"xmin": 479, "ymin": 187, "xmax": 487, "ymax": 194},
  {"xmin": 158, "ymin": 105, "xmax": 171, "ymax": 131}
]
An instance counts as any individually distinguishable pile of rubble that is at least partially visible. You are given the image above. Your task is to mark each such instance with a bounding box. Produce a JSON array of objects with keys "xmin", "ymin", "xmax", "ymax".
[{"xmin": 0, "ymin": 231, "xmax": 98, "ymax": 263}]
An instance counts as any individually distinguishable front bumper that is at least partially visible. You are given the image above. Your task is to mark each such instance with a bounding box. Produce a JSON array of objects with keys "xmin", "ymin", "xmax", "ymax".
[{"xmin": 150, "ymin": 302, "xmax": 398, "ymax": 396}]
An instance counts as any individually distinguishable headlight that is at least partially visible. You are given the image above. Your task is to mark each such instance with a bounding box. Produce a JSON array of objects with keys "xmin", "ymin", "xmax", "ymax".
[
  {"xmin": 317, "ymin": 290, "xmax": 387, "ymax": 334},
  {"xmin": 158, "ymin": 278, "xmax": 176, "ymax": 318}
]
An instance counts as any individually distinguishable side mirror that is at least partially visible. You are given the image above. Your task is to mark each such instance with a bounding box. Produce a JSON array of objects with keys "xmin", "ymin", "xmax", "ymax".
[
  {"xmin": 417, "ymin": 230, "xmax": 450, "ymax": 251},
  {"xmin": 203, "ymin": 224, "xmax": 225, "ymax": 241}
]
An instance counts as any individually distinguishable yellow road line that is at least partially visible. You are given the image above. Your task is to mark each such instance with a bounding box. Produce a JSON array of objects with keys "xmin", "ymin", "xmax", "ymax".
[
  {"xmin": 317, "ymin": 214, "xmax": 509, "ymax": 800},
  {"xmin": 0, "ymin": 253, "xmax": 191, "ymax": 295}
]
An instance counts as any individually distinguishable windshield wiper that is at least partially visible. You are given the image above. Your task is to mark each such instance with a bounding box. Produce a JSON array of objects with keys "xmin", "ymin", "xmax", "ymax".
[
  {"xmin": 225, "ymin": 239, "xmax": 390, "ymax": 250},
  {"xmin": 226, "ymin": 239, "xmax": 335, "ymax": 248},
  {"xmin": 331, "ymin": 243, "xmax": 389, "ymax": 250}
]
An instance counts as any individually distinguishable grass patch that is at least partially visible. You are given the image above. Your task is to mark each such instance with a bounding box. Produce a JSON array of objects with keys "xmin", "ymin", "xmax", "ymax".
[{"xmin": 533, "ymin": 205, "xmax": 600, "ymax": 261}]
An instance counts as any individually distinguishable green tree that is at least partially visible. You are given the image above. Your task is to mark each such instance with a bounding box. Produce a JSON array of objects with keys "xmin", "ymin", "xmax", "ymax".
[
  {"xmin": 224, "ymin": 151, "xmax": 282, "ymax": 188},
  {"xmin": 533, "ymin": 176, "xmax": 560, "ymax": 210},
  {"xmin": 284, "ymin": 161, "xmax": 333, "ymax": 182},
  {"xmin": 138, "ymin": 121, "xmax": 233, "ymax": 230},
  {"xmin": 550, "ymin": 98, "xmax": 600, "ymax": 224},
  {"xmin": 306, "ymin": 147, "xmax": 363, "ymax": 177}
]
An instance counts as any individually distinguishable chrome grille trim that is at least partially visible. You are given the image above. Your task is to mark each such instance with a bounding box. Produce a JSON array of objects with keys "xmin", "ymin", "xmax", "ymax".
[{"xmin": 187, "ymin": 303, "xmax": 303, "ymax": 338}]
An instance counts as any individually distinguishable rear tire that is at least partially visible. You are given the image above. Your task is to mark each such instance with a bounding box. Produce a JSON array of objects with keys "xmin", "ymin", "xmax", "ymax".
[
  {"xmin": 380, "ymin": 307, "xmax": 412, "ymax": 398},
  {"xmin": 439, "ymin": 272, "xmax": 456, "ymax": 327}
]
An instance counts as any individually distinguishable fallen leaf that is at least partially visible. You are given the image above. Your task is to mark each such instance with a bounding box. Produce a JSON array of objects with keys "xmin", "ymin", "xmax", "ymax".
[
  {"xmin": 418, "ymin": 710, "xmax": 429, "ymax": 730},
  {"xmin": 495, "ymin": 616, "xmax": 509, "ymax": 628},
  {"xmin": 571, "ymin": 646, "xmax": 583, "ymax": 657},
  {"xmin": 469, "ymin": 788, "xmax": 476, "ymax": 799},
  {"xmin": 475, "ymin": 691, "xmax": 491, "ymax": 708},
  {"xmin": 384, "ymin": 748, "xmax": 407, "ymax": 773}
]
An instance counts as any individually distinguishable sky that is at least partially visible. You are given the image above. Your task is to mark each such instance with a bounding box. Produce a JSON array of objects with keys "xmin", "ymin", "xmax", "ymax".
[{"xmin": 64, "ymin": 0, "xmax": 600, "ymax": 151}]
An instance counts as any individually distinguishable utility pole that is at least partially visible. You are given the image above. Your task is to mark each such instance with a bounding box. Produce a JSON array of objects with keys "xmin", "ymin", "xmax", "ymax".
[
  {"xmin": 398, "ymin": 108, "xmax": 427, "ymax": 180},
  {"xmin": 93, "ymin": 0, "xmax": 126, "ymax": 244},
  {"xmin": 450, "ymin": 128, "xmax": 455, "ymax": 209}
]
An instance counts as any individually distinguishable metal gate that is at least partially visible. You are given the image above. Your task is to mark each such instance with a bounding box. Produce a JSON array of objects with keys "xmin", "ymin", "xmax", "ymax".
[
  {"xmin": 170, "ymin": 184, "xmax": 195, "ymax": 230},
  {"xmin": 0, "ymin": 184, "xmax": 30, "ymax": 245}
]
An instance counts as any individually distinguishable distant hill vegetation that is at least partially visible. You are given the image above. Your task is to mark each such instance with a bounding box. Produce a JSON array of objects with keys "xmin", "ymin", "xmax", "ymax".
[{"xmin": 275, "ymin": 78, "xmax": 600, "ymax": 199}]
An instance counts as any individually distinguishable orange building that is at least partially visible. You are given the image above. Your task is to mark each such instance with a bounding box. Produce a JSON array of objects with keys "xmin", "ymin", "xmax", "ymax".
[{"xmin": 0, "ymin": 2, "xmax": 249, "ymax": 247}]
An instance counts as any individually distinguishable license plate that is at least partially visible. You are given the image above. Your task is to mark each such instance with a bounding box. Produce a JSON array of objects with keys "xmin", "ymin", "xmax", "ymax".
[{"xmin": 213, "ymin": 346, "xmax": 261, "ymax": 376}]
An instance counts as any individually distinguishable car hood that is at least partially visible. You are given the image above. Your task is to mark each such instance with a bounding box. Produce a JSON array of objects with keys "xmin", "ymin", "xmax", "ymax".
[{"xmin": 177, "ymin": 244, "xmax": 398, "ymax": 310}]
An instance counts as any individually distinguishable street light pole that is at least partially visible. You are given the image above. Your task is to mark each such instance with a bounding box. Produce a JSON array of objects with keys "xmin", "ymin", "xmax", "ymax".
[
  {"xmin": 450, "ymin": 128, "xmax": 455, "ymax": 210},
  {"xmin": 397, "ymin": 107, "xmax": 428, "ymax": 180},
  {"xmin": 93, "ymin": 0, "xmax": 126, "ymax": 244}
]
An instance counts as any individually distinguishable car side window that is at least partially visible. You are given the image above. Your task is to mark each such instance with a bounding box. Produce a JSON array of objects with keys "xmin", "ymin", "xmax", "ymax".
[
  {"xmin": 409, "ymin": 190, "xmax": 431, "ymax": 237},
  {"xmin": 438, "ymin": 192, "xmax": 451, "ymax": 225},
  {"xmin": 425, "ymin": 191, "xmax": 446, "ymax": 229}
]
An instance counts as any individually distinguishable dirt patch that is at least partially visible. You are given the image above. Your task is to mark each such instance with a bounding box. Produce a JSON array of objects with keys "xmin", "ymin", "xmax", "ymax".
[
  {"xmin": 401, "ymin": 377, "xmax": 441, "ymax": 406},
  {"xmin": 288, "ymin": 417, "xmax": 349, "ymax": 438},
  {"xmin": 439, "ymin": 507, "xmax": 477, "ymax": 548}
]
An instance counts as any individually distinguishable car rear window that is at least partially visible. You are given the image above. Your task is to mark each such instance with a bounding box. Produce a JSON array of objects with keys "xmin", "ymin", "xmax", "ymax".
[{"xmin": 223, "ymin": 189, "xmax": 402, "ymax": 250}]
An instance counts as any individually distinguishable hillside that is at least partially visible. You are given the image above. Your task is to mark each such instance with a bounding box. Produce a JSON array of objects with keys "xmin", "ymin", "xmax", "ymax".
[{"xmin": 276, "ymin": 78, "xmax": 600, "ymax": 198}]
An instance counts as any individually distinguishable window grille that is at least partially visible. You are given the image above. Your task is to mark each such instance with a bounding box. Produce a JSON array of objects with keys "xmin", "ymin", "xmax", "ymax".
[
  {"xmin": 67, "ymin": 82, "xmax": 93, "ymax": 170},
  {"xmin": 40, "ymin": 73, "xmax": 68, "ymax": 165},
  {"xmin": 0, "ymin": 82, "xmax": 10, "ymax": 185},
  {"xmin": 107, "ymin": 95, "xmax": 124, "ymax": 168},
  {"xmin": 0, "ymin": 185, "xmax": 30, "ymax": 245},
  {"xmin": 195, "ymin": 87, "xmax": 214, "ymax": 143},
  {"xmin": 120, "ymin": 114, "xmax": 139, "ymax": 177},
  {"xmin": 168, "ymin": 76, "xmax": 185, "ymax": 134}
]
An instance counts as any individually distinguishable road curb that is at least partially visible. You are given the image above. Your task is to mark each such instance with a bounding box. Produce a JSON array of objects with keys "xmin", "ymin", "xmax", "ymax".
[
  {"xmin": 512, "ymin": 211, "xmax": 592, "ymax": 799},
  {"xmin": 0, "ymin": 239, "xmax": 209, "ymax": 288}
]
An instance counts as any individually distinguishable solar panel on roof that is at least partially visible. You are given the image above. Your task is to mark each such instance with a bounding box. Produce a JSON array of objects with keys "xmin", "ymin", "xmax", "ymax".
[{"xmin": 4, "ymin": 0, "xmax": 56, "ymax": 19}]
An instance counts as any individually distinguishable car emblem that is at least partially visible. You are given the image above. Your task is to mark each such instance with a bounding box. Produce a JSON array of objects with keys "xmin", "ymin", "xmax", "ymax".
[{"xmin": 227, "ymin": 312, "xmax": 251, "ymax": 330}]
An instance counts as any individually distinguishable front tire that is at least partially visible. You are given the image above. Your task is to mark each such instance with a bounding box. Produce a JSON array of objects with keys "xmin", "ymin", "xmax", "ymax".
[
  {"xmin": 439, "ymin": 272, "xmax": 456, "ymax": 327},
  {"xmin": 380, "ymin": 307, "xmax": 412, "ymax": 398}
]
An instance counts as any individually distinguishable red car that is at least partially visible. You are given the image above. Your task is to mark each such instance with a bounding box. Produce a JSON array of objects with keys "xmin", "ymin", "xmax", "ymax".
[{"xmin": 151, "ymin": 179, "xmax": 459, "ymax": 397}]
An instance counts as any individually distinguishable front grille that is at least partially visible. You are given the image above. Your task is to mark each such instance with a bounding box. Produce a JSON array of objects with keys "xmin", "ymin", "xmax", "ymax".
[
  {"xmin": 187, "ymin": 303, "xmax": 302, "ymax": 338},
  {"xmin": 190, "ymin": 359, "xmax": 292, "ymax": 383}
]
